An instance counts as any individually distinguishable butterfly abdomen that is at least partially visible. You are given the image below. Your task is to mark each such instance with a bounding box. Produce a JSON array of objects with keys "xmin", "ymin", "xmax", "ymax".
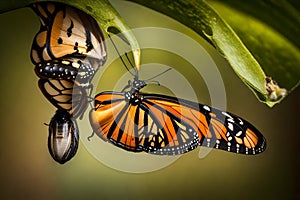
[
  {"xmin": 34, "ymin": 61, "xmax": 78, "ymax": 79},
  {"xmin": 34, "ymin": 59, "xmax": 95, "ymax": 83}
]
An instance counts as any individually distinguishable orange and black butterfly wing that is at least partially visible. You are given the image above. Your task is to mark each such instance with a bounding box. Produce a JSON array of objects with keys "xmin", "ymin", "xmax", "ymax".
[
  {"xmin": 89, "ymin": 93, "xmax": 135, "ymax": 146},
  {"xmin": 142, "ymin": 94, "xmax": 266, "ymax": 155},
  {"xmin": 90, "ymin": 92, "xmax": 199, "ymax": 153},
  {"xmin": 38, "ymin": 78, "xmax": 90, "ymax": 119},
  {"xmin": 30, "ymin": 2, "xmax": 107, "ymax": 83},
  {"xmin": 90, "ymin": 92, "xmax": 266, "ymax": 155},
  {"xmin": 30, "ymin": 2, "xmax": 106, "ymax": 67}
]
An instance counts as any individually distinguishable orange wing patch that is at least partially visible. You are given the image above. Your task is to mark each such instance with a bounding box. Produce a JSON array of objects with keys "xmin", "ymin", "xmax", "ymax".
[
  {"xmin": 244, "ymin": 128, "xmax": 259, "ymax": 149},
  {"xmin": 210, "ymin": 118, "xmax": 227, "ymax": 141}
]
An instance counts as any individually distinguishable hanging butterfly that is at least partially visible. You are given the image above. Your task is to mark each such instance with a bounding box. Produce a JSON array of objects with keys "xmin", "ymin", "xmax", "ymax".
[
  {"xmin": 89, "ymin": 40, "xmax": 266, "ymax": 156},
  {"xmin": 89, "ymin": 74, "xmax": 266, "ymax": 155},
  {"xmin": 30, "ymin": 2, "xmax": 107, "ymax": 164}
]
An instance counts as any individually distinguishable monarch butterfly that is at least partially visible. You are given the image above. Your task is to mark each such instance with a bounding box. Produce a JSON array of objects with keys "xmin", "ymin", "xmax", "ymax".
[
  {"xmin": 30, "ymin": 2, "xmax": 107, "ymax": 164},
  {"xmin": 89, "ymin": 73, "xmax": 266, "ymax": 155}
]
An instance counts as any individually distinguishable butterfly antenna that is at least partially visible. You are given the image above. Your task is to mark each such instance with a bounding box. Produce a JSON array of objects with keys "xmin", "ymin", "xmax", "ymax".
[
  {"xmin": 146, "ymin": 80, "xmax": 160, "ymax": 85},
  {"xmin": 108, "ymin": 34, "xmax": 135, "ymax": 76},
  {"xmin": 125, "ymin": 52, "xmax": 138, "ymax": 80},
  {"xmin": 87, "ymin": 131, "xmax": 95, "ymax": 141},
  {"xmin": 144, "ymin": 67, "xmax": 172, "ymax": 81},
  {"xmin": 125, "ymin": 52, "xmax": 138, "ymax": 75}
]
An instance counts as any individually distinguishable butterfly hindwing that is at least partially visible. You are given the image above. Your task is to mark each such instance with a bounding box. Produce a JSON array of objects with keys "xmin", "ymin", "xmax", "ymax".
[{"xmin": 39, "ymin": 78, "xmax": 90, "ymax": 118}]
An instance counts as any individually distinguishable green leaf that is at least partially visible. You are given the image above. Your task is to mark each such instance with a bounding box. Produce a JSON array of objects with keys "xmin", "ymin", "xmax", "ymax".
[
  {"xmin": 127, "ymin": 0, "xmax": 300, "ymax": 107},
  {"xmin": 208, "ymin": 0, "xmax": 300, "ymax": 106},
  {"xmin": 1, "ymin": 0, "xmax": 299, "ymax": 107},
  {"xmin": 0, "ymin": 0, "xmax": 141, "ymax": 69}
]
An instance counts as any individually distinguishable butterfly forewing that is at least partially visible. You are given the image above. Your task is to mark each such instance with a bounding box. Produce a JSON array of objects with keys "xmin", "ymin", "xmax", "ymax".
[
  {"xmin": 143, "ymin": 94, "xmax": 266, "ymax": 154},
  {"xmin": 141, "ymin": 99, "xmax": 200, "ymax": 154}
]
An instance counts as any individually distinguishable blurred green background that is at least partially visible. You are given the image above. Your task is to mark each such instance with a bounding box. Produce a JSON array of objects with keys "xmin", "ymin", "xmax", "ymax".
[{"xmin": 0, "ymin": 1, "xmax": 299, "ymax": 200}]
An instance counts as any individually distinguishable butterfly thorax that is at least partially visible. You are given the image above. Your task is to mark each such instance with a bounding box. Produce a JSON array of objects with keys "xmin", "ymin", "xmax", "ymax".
[{"xmin": 124, "ymin": 79, "xmax": 146, "ymax": 105}]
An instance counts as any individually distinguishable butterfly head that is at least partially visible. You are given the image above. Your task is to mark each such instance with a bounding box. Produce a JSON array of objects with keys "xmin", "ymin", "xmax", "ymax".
[{"xmin": 132, "ymin": 79, "xmax": 147, "ymax": 91}]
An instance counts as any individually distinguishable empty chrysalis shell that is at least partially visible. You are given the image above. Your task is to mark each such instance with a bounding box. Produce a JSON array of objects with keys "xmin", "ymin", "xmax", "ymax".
[{"xmin": 48, "ymin": 109, "xmax": 79, "ymax": 164}]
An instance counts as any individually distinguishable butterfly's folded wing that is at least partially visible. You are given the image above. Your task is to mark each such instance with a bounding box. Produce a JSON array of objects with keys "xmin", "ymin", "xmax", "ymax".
[
  {"xmin": 30, "ymin": 2, "xmax": 106, "ymax": 71},
  {"xmin": 39, "ymin": 78, "xmax": 90, "ymax": 118}
]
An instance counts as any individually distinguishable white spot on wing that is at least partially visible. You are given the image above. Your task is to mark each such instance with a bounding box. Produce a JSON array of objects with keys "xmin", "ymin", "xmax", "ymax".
[
  {"xmin": 236, "ymin": 131, "xmax": 242, "ymax": 137},
  {"xmin": 227, "ymin": 118, "xmax": 235, "ymax": 123},
  {"xmin": 203, "ymin": 105, "xmax": 210, "ymax": 111},
  {"xmin": 228, "ymin": 123, "xmax": 234, "ymax": 131},
  {"xmin": 62, "ymin": 60, "xmax": 70, "ymax": 65},
  {"xmin": 72, "ymin": 62, "xmax": 80, "ymax": 68},
  {"xmin": 238, "ymin": 118, "xmax": 244, "ymax": 125},
  {"xmin": 222, "ymin": 112, "xmax": 233, "ymax": 119}
]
